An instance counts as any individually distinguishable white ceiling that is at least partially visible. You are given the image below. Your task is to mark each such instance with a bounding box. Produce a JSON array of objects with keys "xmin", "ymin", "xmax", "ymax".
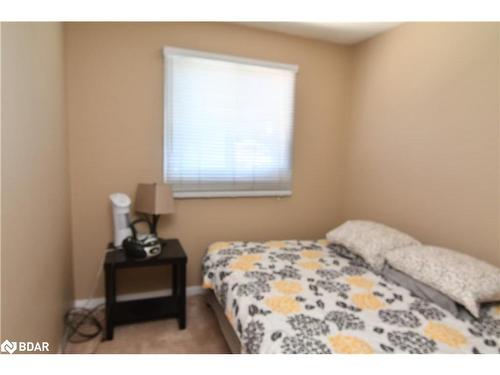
[{"xmin": 241, "ymin": 22, "xmax": 401, "ymax": 45}]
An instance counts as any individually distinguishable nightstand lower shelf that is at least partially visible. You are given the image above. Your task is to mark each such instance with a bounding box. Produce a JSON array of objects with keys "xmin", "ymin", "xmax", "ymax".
[{"xmin": 112, "ymin": 296, "xmax": 181, "ymax": 326}]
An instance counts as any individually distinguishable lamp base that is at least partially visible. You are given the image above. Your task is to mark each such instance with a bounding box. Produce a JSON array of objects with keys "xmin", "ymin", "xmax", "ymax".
[{"xmin": 151, "ymin": 214, "xmax": 160, "ymax": 236}]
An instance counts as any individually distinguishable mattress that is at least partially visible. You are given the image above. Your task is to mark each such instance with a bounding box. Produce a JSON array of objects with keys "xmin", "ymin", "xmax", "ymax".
[{"xmin": 202, "ymin": 240, "xmax": 500, "ymax": 354}]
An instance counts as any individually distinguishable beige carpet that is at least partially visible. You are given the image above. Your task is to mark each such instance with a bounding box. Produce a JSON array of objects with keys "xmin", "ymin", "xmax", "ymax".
[{"xmin": 65, "ymin": 294, "xmax": 231, "ymax": 354}]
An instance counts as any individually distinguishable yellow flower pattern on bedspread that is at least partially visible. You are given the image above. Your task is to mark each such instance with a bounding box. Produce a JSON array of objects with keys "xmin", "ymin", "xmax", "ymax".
[
  {"xmin": 298, "ymin": 261, "xmax": 323, "ymax": 270},
  {"xmin": 230, "ymin": 254, "xmax": 262, "ymax": 271},
  {"xmin": 202, "ymin": 240, "xmax": 500, "ymax": 354},
  {"xmin": 272, "ymin": 280, "xmax": 303, "ymax": 294},
  {"xmin": 265, "ymin": 296, "xmax": 301, "ymax": 315},
  {"xmin": 346, "ymin": 275, "xmax": 375, "ymax": 289},
  {"xmin": 300, "ymin": 250, "xmax": 324, "ymax": 259},
  {"xmin": 352, "ymin": 293, "xmax": 385, "ymax": 310},
  {"xmin": 424, "ymin": 321, "xmax": 467, "ymax": 348},
  {"xmin": 330, "ymin": 335, "xmax": 374, "ymax": 354}
]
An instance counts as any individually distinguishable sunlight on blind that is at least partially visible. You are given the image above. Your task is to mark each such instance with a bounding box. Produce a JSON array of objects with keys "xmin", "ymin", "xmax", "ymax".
[{"xmin": 163, "ymin": 47, "xmax": 298, "ymax": 198}]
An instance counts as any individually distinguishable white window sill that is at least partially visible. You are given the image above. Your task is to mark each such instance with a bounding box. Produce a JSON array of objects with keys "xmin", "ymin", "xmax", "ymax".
[{"xmin": 172, "ymin": 190, "xmax": 292, "ymax": 199}]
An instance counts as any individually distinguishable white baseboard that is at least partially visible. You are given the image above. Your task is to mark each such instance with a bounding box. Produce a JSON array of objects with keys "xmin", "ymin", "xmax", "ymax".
[{"xmin": 73, "ymin": 285, "xmax": 206, "ymax": 309}]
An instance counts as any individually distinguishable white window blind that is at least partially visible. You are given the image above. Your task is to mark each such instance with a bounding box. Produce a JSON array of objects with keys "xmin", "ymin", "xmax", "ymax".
[{"xmin": 163, "ymin": 47, "xmax": 298, "ymax": 198}]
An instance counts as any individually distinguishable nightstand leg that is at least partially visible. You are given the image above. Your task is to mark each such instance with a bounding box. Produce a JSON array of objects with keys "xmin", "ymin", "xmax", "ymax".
[
  {"xmin": 178, "ymin": 263, "xmax": 186, "ymax": 329},
  {"xmin": 105, "ymin": 265, "xmax": 116, "ymax": 340}
]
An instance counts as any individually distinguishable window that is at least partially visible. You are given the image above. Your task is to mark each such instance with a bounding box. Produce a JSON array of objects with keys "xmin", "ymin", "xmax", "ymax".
[{"xmin": 163, "ymin": 47, "xmax": 298, "ymax": 198}]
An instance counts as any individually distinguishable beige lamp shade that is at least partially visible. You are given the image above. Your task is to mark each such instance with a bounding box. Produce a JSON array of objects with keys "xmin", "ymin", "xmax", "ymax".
[{"xmin": 135, "ymin": 183, "xmax": 175, "ymax": 215}]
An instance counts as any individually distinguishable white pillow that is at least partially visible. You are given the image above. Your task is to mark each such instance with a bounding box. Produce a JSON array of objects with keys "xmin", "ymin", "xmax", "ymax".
[
  {"xmin": 385, "ymin": 245, "xmax": 500, "ymax": 318},
  {"xmin": 326, "ymin": 220, "xmax": 420, "ymax": 271}
]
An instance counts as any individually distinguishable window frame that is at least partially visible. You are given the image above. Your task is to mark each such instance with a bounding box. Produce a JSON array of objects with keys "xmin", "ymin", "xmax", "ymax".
[{"xmin": 162, "ymin": 46, "xmax": 299, "ymax": 199}]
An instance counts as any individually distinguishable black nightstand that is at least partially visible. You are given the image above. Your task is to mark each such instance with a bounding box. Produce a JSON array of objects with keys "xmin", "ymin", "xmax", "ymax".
[{"xmin": 104, "ymin": 238, "xmax": 187, "ymax": 340}]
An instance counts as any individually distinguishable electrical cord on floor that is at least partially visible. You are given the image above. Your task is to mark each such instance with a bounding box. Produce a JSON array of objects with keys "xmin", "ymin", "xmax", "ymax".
[
  {"xmin": 63, "ymin": 304, "xmax": 104, "ymax": 343},
  {"xmin": 62, "ymin": 249, "xmax": 112, "ymax": 353}
]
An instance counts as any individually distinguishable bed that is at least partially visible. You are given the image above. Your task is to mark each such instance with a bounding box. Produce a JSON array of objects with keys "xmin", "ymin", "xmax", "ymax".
[{"xmin": 202, "ymin": 239, "xmax": 500, "ymax": 354}]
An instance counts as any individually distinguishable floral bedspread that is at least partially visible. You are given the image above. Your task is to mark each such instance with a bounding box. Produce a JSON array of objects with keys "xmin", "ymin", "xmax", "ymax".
[{"xmin": 202, "ymin": 240, "xmax": 500, "ymax": 354}]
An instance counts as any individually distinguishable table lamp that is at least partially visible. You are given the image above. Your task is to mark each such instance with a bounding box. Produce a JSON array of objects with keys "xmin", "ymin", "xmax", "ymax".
[{"xmin": 135, "ymin": 183, "xmax": 175, "ymax": 236}]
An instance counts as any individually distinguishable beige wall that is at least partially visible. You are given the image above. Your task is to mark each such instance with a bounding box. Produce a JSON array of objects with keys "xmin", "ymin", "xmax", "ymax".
[
  {"xmin": 64, "ymin": 23, "xmax": 352, "ymax": 299},
  {"xmin": 1, "ymin": 23, "xmax": 73, "ymax": 351},
  {"xmin": 341, "ymin": 22, "xmax": 500, "ymax": 267}
]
